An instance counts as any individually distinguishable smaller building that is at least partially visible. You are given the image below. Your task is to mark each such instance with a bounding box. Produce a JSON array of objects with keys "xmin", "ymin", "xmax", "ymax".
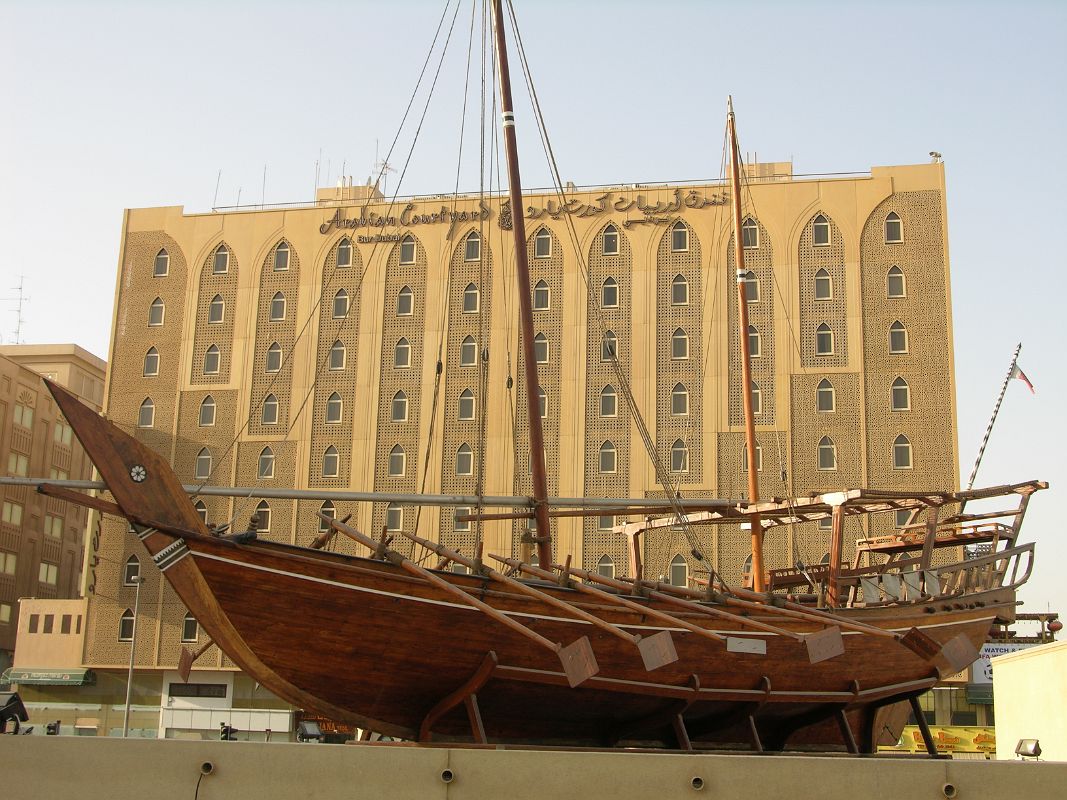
[{"xmin": 993, "ymin": 638, "xmax": 1067, "ymax": 761}]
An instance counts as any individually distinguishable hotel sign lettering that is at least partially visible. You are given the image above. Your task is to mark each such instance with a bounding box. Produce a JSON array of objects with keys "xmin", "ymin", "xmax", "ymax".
[{"xmin": 320, "ymin": 202, "xmax": 493, "ymax": 239}]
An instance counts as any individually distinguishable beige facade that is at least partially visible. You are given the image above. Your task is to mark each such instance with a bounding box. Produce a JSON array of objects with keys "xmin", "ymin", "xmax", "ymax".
[
  {"xmin": 81, "ymin": 163, "xmax": 956, "ymax": 684},
  {"xmin": 0, "ymin": 344, "xmax": 104, "ymax": 670}
]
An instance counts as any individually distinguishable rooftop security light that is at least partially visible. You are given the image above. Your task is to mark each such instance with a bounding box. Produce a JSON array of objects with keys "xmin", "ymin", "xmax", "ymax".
[
  {"xmin": 1015, "ymin": 739, "xmax": 1042, "ymax": 760},
  {"xmin": 297, "ymin": 721, "xmax": 324, "ymax": 742}
]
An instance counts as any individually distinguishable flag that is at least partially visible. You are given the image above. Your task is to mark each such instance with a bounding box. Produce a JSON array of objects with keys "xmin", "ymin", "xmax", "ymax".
[{"xmin": 1010, "ymin": 363, "xmax": 1035, "ymax": 394}]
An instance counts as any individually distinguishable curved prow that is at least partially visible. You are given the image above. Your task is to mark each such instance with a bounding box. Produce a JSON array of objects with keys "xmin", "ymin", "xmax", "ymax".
[{"xmin": 44, "ymin": 379, "xmax": 210, "ymax": 536}]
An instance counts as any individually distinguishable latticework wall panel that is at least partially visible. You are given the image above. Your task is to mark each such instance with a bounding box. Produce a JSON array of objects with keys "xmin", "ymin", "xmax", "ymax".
[
  {"xmin": 798, "ymin": 212, "xmax": 848, "ymax": 367},
  {"xmin": 248, "ymin": 240, "xmax": 300, "ymax": 436},
  {"xmin": 727, "ymin": 220, "xmax": 776, "ymax": 426}
]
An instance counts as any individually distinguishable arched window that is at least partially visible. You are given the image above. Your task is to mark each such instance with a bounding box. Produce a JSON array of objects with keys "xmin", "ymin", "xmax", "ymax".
[
  {"xmin": 887, "ymin": 266, "xmax": 906, "ymax": 298},
  {"xmin": 148, "ymin": 297, "xmax": 165, "ymax": 326},
  {"xmin": 143, "ymin": 347, "xmax": 159, "ymax": 377},
  {"xmin": 198, "ymin": 395, "xmax": 216, "ymax": 427},
  {"xmin": 330, "ymin": 340, "xmax": 346, "ymax": 370},
  {"xmin": 456, "ymin": 443, "xmax": 473, "ymax": 476},
  {"xmin": 204, "ymin": 344, "xmax": 221, "ymax": 375},
  {"xmin": 213, "ymin": 244, "xmax": 229, "ymax": 274},
  {"xmin": 262, "ymin": 393, "xmax": 279, "ymax": 425},
  {"xmin": 208, "ymin": 294, "xmax": 224, "ymax": 324},
  {"xmin": 265, "ymin": 342, "xmax": 282, "ymax": 373},
  {"xmin": 892, "ymin": 377, "xmax": 911, "ymax": 411},
  {"xmin": 394, "ymin": 338, "xmax": 411, "ymax": 368},
  {"xmin": 597, "ymin": 555, "xmax": 615, "ymax": 579},
  {"xmin": 599, "ymin": 441, "xmax": 617, "ymax": 474},
  {"xmin": 119, "ymin": 609, "xmax": 135, "ymax": 641},
  {"xmin": 533, "ymin": 279, "xmax": 550, "ymax": 310},
  {"xmin": 385, "ymin": 503, "xmax": 402, "ymax": 531},
  {"xmin": 397, "ymin": 286, "xmax": 413, "ymax": 316},
  {"xmin": 603, "ymin": 224, "xmax": 619, "ymax": 255},
  {"xmin": 460, "ymin": 335, "xmax": 476, "ymax": 366},
  {"xmin": 893, "ymin": 434, "xmax": 912, "ymax": 469},
  {"xmin": 255, "ymin": 500, "xmax": 271, "ymax": 532},
  {"xmin": 463, "ymin": 282, "xmax": 479, "ymax": 313},
  {"xmin": 270, "ymin": 291, "xmax": 286, "ymax": 321},
  {"xmin": 748, "ymin": 325, "xmax": 761, "ymax": 357},
  {"xmin": 601, "ymin": 277, "xmax": 619, "ymax": 308},
  {"xmin": 137, "ymin": 398, "xmax": 154, "ymax": 428},
  {"xmin": 391, "ymin": 390, "xmax": 407, "ymax": 422},
  {"xmin": 669, "ymin": 554, "xmax": 688, "ymax": 587},
  {"xmin": 194, "ymin": 499, "xmax": 208, "ymax": 524},
  {"xmin": 336, "ymin": 237, "xmax": 352, "ymax": 267},
  {"xmin": 258, "ymin": 446, "xmax": 275, "ymax": 479},
  {"xmin": 816, "ymin": 323, "xmax": 834, "ymax": 355},
  {"xmin": 818, "ymin": 436, "xmax": 837, "ymax": 470},
  {"xmin": 326, "ymin": 392, "xmax": 342, "ymax": 423},
  {"xmin": 670, "ymin": 221, "xmax": 689, "ymax": 252},
  {"xmin": 671, "ymin": 274, "xmax": 688, "ymax": 305},
  {"xmin": 889, "ymin": 321, "xmax": 908, "ymax": 354},
  {"xmin": 153, "ymin": 248, "xmax": 169, "ymax": 277},
  {"xmin": 322, "ymin": 446, "xmax": 339, "ymax": 478},
  {"xmin": 333, "ymin": 289, "xmax": 349, "ymax": 319},
  {"xmin": 534, "ymin": 228, "xmax": 552, "ymax": 258},
  {"xmin": 814, "ymin": 268, "xmax": 832, "ymax": 300},
  {"xmin": 742, "ymin": 217, "xmax": 759, "ymax": 249},
  {"xmin": 181, "ymin": 612, "xmax": 199, "ymax": 643},
  {"xmin": 194, "ymin": 448, "xmax": 212, "ymax": 479},
  {"xmin": 537, "ymin": 386, "xmax": 548, "ymax": 419},
  {"xmin": 670, "ymin": 439, "xmax": 688, "ymax": 473},
  {"xmin": 817, "ymin": 378, "xmax": 835, "ymax": 412},
  {"xmin": 318, "ymin": 500, "xmax": 336, "ymax": 531},
  {"xmin": 600, "ymin": 385, "xmax": 618, "ymax": 417},
  {"xmin": 534, "ymin": 332, "xmax": 549, "ymax": 364},
  {"xmin": 751, "ymin": 381, "xmax": 762, "ymax": 415},
  {"xmin": 389, "ymin": 445, "xmax": 406, "ymax": 477},
  {"xmin": 742, "ymin": 443, "xmax": 762, "ymax": 473},
  {"xmin": 671, "ymin": 383, "xmax": 688, "ymax": 416},
  {"xmin": 123, "ymin": 555, "xmax": 140, "ymax": 586},
  {"xmin": 602, "ymin": 331, "xmax": 618, "ymax": 361},
  {"xmin": 464, "ymin": 231, "xmax": 481, "ymax": 262},
  {"xmin": 813, "ymin": 214, "xmax": 830, "ymax": 246},
  {"xmin": 274, "ymin": 241, "xmax": 290, "ymax": 271},
  {"xmin": 399, "ymin": 234, "xmax": 416, "ymax": 265},
  {"xmin": 458, "ymin": 389, "xmax": 476, "ymax": 420},
  {"xmin": 743, "ymin": 270, "xmax": 759, "ymax": 302},
  {"xmin": 885, "ymin": 211, "xmax": 903, "ymax": 243},
  {"xmin": 671, "ymin": 328, "xmax": 688, "ymax": 360}
]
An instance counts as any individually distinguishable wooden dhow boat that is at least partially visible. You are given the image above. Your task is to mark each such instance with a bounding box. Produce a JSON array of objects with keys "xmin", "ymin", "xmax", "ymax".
[{"xmin": 39, "ymin": 0, "xmax": 1046, "ymax": 753}]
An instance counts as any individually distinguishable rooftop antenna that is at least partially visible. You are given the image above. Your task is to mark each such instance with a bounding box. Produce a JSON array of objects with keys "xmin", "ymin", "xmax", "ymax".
[
  {"xmin": 213, "ymin": 170, "xmax": 222, "ymax": 210},
  {"xmin": 9, "ymin": 275, "xmax": 28, "ymax": 343},
  {"xmin": 261, "ymin": 164, "xmax": 267, "ymax": 209},
  {"xmin": 373, "ymin": 138, "xmax": 395, "ymax": 193}
]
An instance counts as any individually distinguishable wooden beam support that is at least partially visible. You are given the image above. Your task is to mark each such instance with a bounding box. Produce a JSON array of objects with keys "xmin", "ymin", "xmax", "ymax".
[{"xmin": 419, "ymin": 651, "xmax": 498, "ymax": 743}]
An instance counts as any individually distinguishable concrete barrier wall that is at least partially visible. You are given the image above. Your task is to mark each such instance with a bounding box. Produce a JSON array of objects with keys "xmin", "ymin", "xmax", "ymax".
[{"xmin": 3, "ymin": 737, "xmax": 1065, "ymax": 799}]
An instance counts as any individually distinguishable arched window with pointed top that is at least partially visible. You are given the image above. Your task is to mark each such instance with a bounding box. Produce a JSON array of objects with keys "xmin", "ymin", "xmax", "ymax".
[
  {"xmin": 389, "ymin": 445, "xmax": 406, "ymax": 477},
  {"xmin": 261, "ymin": 394, "xmax": 279, "ymax": 425},
  {"xmin": 599, "ymin": 441, "xmax": 617, "ymax": 474},
  {"xmin": 889, "ymin": 321, "xmax": 908, "ymax": 354},
  {"xmin": 213, "ymin": 244, "xmax": 229, "ymax": 274},
  {"xmin": 537, "ymin": 386, "xmax": 547, "ymax": 419},
  {"xmin": 326, "ymin": 392, "xmax": 342, "ymax": 423},
  {"xmin": 333, "ymin": 289, "xmax": 349, "ymax": 319},
  {"xmin": 742, "ymin": 442, "xmax": 762, "ymax": 473},
  {"xmin": 751, "ymin": 381, "xmax": 762, "ymax": 415},
  {"xmin": 143, "ymin": 347, "xmax": 159, "ymax": 377},
  {"xmin": 464, "ymin": 231, "xmax": 481, "ymax": 261},
  {"xmin": 887, "ymin": 266, "xmax": 906, "ymax": 298},
  {"xmin": 885, "ymin": 212, "xmax": 903, "ymax": 243},
  {"xmin": 597, "ymin": 555, "xmax": 615, "ymax": 579},
  {"xmin": 255, "ymin": 500, "xmax": 271, "ymax": 532},
  {"xmin": 458, "ymin": 388, "xmax": 475, "ymax": 421},
  {"xmin": 818, "ymin": 436, "xmax": 837, "ymax": 471},
  {"xmin": 322, "ymin": 446, "xmax": 339, "ymax": 478},
  {"xmin": 814, "ymin": 268, "xmax": 832, "ymax": 300},
  {"xmin": 198, "ymin": 395, "xmax": 216, "ymax": 427},
  {"xmin": 816, "ymin": 322, "xmax": 834, "ymax": 355},
  {"xmin": 463, "ymin": 282, "xmax": 479, "ymax": 313},
  {"xmin": 893, "ymin": 434, "xmax": 912, "ymax": 469},
  {"xmin": 460, "ymin": 335, "xmax": 476, "ymax": 366},
  {"xmin": 670, "ymin": 439, "xmax": 688, "ymax": 473},
  {"xmin": 669, "ymin": 554, "xmax": 688, "ymax": 587},
  {"xmin": 194, "ymin": 448, "xmax": 212, "ymax": 480},
  {"xmin": 601, "ymin": 277, "xmax": 619, "ymax": 308},
  {"xmin": 672, "ymin": 274, "xmax": 688, "ymax": 306},
  {"xmin": 397, "ymin": 286, "xmax": 413, "ymax": 316},
  {"xmin": 274, "ymin": 241, "xmax": 290, "ymax": 271},
  {"xmin": 600, "ymin": 385, "xmax": 617, "ymax": 417},
  {"xmin": 330, "ymin": 340, "xmax": 346, "ymax": 370},
  {"xmin": 603, "ymin": 224, "xmax": 619, "ymax": 255},
  {"xmin": 743, "ymin": 270, "xmax": 759, "ymax": 302},
  {"xmin": 208, "ymin": 294, "xmax": 224, "ymax": 324},
  {"xmin": 892, "ymin": 377, "xmax": 911, "ymax": 411},
  {"xmin": 742, "ymin": 217, "xmax": 759, "ymax": 249},
  {"xmin": 817, "ymin": 378, "xmax": 835, "ymax": 412},
  {"xmin": 456, "ymin": 443, "xmax": 473, "ymax": 476},
  {"xmin": 137, "ymin": 398, "xmax": 155, "ymax": 428},
  {"xmin": 671, "ymin": 383, "xmax": 688, "ymax": 416},
  {"xmin": 672, "ymin": 328, "xmax": 689, "ymax": 360},
  {"xmin": 204, "ymin": 344, "xmax": 221, "ymax": 375},
  {"xmin": 123, "ymin": 555, "xmax": 140, "ymax": 586},
  {"xmin": 670, "ymin": 221, "xmax": 689, "ymax": 252},
  {"xmin": 602, "ymin": 331, "xmax": 618, "ymax": 361},
  {"xmin": 182, "ymin": 612, "xmax": 199, "ymax": 643},
  {"xmin": 748, "ymin": 325, "xmax": 761, "ymax": 357},
  {"xmin": 258, "ymin": 446, "xmax": 275, "ymax": 479},
  {"xmin": 399, "ymin": 234, "xmax": 416, "ymax": 265},
  {"xmin": 318, "ymin": 500, "xmax": 337, "ymax": 531},
  {"xmin": 148, "ymin": 297, "xmax": 165, "ymax": 326},
  {"xmin": 270, "ymin": 291, "xmax": 286, "ymax": 321},
  {"xmin": 813, "ymin": 214, "xmax": 831, "ymax": 246},
  {"xmin": 394, "ymin": 337, "xmax": 410, "ymax": 368},
  {"xmin": 534, "ymin": 227, "xmax": 552, "ymax": 258},
  {"xmin": 533, "ymin": 279, "xmax": 550, "ymax": 310},
  {"xmin": 119, "ymin": 609, "xmax": 135, "ymax": 641},
  {"xmin": 534, "ymin": 332, "xmax": 549, "ymax": 364},
  {"xmin": 336, "ymin": 237, "xmax": 352, "ymax": 267},
  {"xmin": 265, "ymin": 342, "xmax": 282, "ymax": 373},
  {"xmin": 391, "ymin": 390, "xmax": 407, "ymax": 422},
  {"xmin": 194, "ymin": 499, "xmax": 208, "ymax": 524},
  {"xmin": 154, "ymin": 248, "xmax": 169, "ymax": 277}
]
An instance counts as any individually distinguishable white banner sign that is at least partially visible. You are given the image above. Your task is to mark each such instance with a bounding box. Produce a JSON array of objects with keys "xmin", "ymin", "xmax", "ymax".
[{"xmin": 972, "ymin": 643, "xmax": 1032, "ymax": 685}]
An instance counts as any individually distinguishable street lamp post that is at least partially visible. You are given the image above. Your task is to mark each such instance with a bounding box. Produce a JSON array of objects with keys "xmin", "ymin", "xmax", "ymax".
[{"xmin": 122, "ymin": 575, "xmax": 143, "ymax": 738}]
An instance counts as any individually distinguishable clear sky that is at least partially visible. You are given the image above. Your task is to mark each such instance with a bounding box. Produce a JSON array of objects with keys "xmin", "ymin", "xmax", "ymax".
[{"xmin": 1, "ymin": 1, "xmax": 1064, "ymax": 614}]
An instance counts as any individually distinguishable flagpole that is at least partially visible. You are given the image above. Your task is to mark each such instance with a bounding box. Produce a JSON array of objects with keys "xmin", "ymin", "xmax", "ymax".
[{"xmin": 961, "ymin": 343, "xmax": 1022, "ymax": 509}]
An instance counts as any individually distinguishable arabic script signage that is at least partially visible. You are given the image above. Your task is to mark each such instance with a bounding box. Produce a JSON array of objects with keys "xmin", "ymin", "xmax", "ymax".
[{"xmin": 524, "ymin": 188, "xmax": 729, "ymax": 228}]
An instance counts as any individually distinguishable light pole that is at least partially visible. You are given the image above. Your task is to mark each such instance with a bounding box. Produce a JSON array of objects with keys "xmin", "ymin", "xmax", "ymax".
[{"xmin": 122, "ymin": 575, "xmax": 143, "ymax": 738}]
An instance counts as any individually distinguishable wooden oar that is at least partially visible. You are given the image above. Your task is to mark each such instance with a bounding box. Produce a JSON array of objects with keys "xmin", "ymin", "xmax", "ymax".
[
  {"xmin": 398, "ymin": 530, "xmax": 677, "ymax": 672},
  {"xmin": 178, "ymin": 639, "xmax": 215, "ymax": 683},
  {"xmin": 322, "ymin": 515, "xmax": 598, "ymax": 687}
]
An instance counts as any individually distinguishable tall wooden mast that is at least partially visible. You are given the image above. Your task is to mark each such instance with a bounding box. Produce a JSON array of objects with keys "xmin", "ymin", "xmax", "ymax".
[
  {"xmin": 490, "ymin": 0, "xmax": 553, "ymax": 568},
  {"xmin": 727, "ymin": 97, "xmax": 766, "ymax": 593}
]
